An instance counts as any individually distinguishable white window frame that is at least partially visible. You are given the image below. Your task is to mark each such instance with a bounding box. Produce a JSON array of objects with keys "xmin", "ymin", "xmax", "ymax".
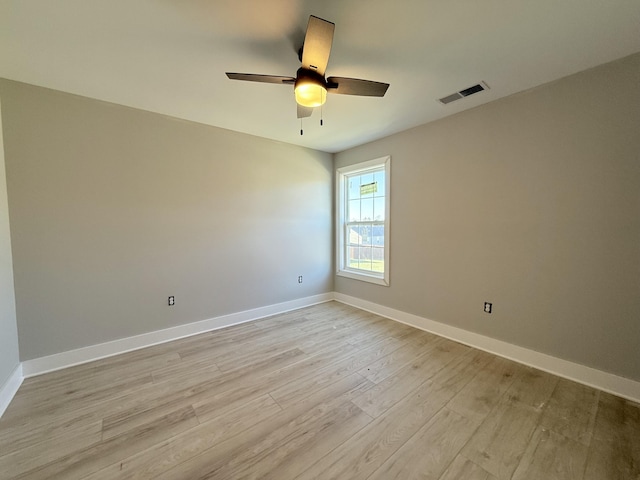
[{"xmin": 336, "ymin": 156, "xmax": 390, "ymax": 286}]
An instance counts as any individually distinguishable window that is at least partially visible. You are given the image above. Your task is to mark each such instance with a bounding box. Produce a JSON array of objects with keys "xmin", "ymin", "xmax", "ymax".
[{"xmin": 336, "ymin": 156, "xmax": 390, "ymax": 286}]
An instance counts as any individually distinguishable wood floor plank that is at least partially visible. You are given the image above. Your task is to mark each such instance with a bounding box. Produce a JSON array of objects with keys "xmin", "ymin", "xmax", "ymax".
[
  {"xmin": 154, "ymin": 397, "xmax": 370, "ymax": 480},
  {"xmin": 385, "ymin": 320, "xmax": 422, "ymax": 340},
  {"xmin": 294, "ymin": 379, "xmax": 457, "ymax": 480},
  {"xmin": 439, "ymin": 455, "xmax": 498, "ymax": 480},
  {"xmin": 176, "ymin": 325, "xmax": 304, "ymax": 364},
  {"xmin": 368, "ymin": 407, "xmax": 480, "ymax": 480},
  {"xmin": 269, "ymin": 336, "xmax": 404, "ymax": 408},
  {"xmin": 0, "ymin": 420, "xmax": 102, "ymax": 478},
  {"xmin": 584, "ymin": 437, "xmax": 637, "ymax": 480},
  {"xmin": 213, "ymin": 401, "xmax": 372, "ymax": 480},
  {"xmin": 0, "ymin": 363, "xmax": 223, "ymax": 452},
  {"xmin": 191, "ymin": 344, "xmax": 361, "ymax": 424},
  {"xmin": 352, "ymin": 339, "xmax": 468, "ymax": 418},
  {"xmin": 13, "ymin": 349, "xmax": 181, "ymax": 396},
  {"xmin": 215, "ymin": 341, "xmax": 306, "ymax": 372},
  {"xmin": 502, "ymin": 365, "xmax": 559, "ymax": 409},
  {"xmin": 13, "ymin": 371, "xmax": 154, "ymax": 411},
  {"xmin": 445, "ymin": 355, "xmax": 521, "ymax": 423},
  {"xmin": 0, "ymin": 373, "xmax": 155, "ymax": 431},
  {"xmin": 102, "ymin": 347, "xmax": 308, "ymax": 436},
  {"xmin": 150, "ymin": 356, "xmax": 222, "ymax": 384},
  {"xmin": 0, "ymin": 407, "xmax": 100, "ymax": 458},
  {"xmin": 539, "ymin": 378, "xmax": 599, "ymax": 446},
  {"xmin": 511, "ymin": 426, "xmax": 589, "ymax": 480},
  {"xmin": 87, "ymin": 373, "xmax": 374, "ymax": 480},
  {"xmin": 256, "ymin": 409, "xmax": 371, "ymax": 480},
  {"xmin": 296, "ymin": 334, "xmax": 350, "ymax": 355},
  {"xmin": 82, "ymin": 394, "xmax": 283, "ymax": 480},
  {"xmin": 583, "ymin": 392, "xmax": 640, "ymax": 480},
  {"xmin": 403, "ymin": 328, "xmax": 442, "ymax": 347},
  {"xmin": 429, "ymin": 349, "xmax": 492, "ymax": 393},
  {"xmin": 357, "ymin": 338, "xmax": 439, "ymax": 384},
  {"xmin": 344, "ymin": 319, "xmax": 410, "ymax": 349},
  {"xmin": 13, "ymin": 405, "xmax": 199, "ymax": 480},
  {"xmin": 461, "ymin": 399, "xmax": 541, "ymax": 479}
]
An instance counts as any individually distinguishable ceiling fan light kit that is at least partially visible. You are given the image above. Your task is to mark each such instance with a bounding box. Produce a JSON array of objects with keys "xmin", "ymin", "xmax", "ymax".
[
  {"xmin": 226, "ymin": 15, "xmax": 390, "ymax": 127},
  {"xmin": 294, "ymin": 68, "xmax": 327, "ymax": 107}
]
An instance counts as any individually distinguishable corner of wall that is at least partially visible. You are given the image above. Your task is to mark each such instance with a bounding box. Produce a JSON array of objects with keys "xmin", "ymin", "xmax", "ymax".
[
  {"xmin": 0, "ymin": 363, "xmax": 22, "ymax": 418},
  {"xmin": 0, "ymin": 95, "xmax": 23, "ymax": 417}
]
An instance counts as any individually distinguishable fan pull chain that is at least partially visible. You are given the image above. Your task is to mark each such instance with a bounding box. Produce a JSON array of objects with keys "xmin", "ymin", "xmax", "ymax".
[
  {"xmin": 300, "ymin": 118, "xmax": 303, "ymax": 136},
  {"xmin": 320, "ymin": 88, "xmax": 324, "ymax": 126}
]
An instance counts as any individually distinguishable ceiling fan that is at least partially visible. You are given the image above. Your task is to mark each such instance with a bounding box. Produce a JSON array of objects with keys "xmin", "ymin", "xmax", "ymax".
[{"xmin": 226, "ymin": 15, "xmax": 390, "ymax": 120}]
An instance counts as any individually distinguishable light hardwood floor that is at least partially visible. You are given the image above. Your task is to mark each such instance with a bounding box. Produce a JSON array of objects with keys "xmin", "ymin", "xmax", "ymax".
[{"xmin": 1, "ymin": 301, "xmax": 638, "ymax": 479}]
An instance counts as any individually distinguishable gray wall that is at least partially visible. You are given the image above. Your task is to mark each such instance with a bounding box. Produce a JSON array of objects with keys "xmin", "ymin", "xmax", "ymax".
[
  {"xmin": 0, "ymin": 80, "xmax": 333, "ymax": 361},
  {"xmin": 0, "ymin": 99, "xmax": 20, "ymax": 386},
  {"xmin": 335, "ymin": 53, "xmax": 640, "ymax": 381}
]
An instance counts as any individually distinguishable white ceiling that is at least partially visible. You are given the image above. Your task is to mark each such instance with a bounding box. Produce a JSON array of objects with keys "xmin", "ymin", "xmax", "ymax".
[{"xmin": 1, "ymin": 1, "xmax": 639, "ymax": 153}]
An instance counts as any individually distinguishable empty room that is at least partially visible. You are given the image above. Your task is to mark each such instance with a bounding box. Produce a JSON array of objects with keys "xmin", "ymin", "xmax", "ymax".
[{"xmin": 0, "ymin": 1, "xmax": 639, "ymax": 479}]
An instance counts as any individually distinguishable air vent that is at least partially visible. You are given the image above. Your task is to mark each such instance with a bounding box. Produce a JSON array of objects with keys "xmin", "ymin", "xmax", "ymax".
[
  {"xmin": 439, "ymin": 92, "xmax": 463, "ymax": 105},
  {"xmin": 438, "ymin": 81, "xmax": 489, "ymax": 105}
]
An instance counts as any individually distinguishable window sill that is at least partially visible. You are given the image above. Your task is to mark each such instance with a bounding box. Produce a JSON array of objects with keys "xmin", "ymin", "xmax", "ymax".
[{"xmin": 336, "ymin": 269, "xmax": 389, "ymax": 286}]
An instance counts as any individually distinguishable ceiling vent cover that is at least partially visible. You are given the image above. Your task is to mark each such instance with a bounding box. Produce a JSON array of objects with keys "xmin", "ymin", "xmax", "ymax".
[{"xmin": 439, "ymin": 81, "xmax": 489, "ymax": 105}]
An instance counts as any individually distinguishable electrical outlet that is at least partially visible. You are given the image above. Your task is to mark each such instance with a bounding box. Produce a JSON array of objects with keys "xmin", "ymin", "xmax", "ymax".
[
  {"xmin": 298, "ymin": 276, "xmax": 303, "ymax": 284},
  {"xmin": 484, "ymin": 302, "xmax": 492, "ymax": 314},
  {"xmin": 168, "ymin": 296, "xmax": 175, "ymax": 306}
]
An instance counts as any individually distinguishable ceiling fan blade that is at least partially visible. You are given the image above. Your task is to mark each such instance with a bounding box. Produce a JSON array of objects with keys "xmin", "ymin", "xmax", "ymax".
[
  {"xmin": 297, "ymin": 104, "xmax": 314, "ymax": 119},
  {"xmin": 326, "ymin": 77, "xmax": 390, "ymax": 97},
  {"xmin": 226, "ymin": 73, "xmax": 295, "ymax": 84},
  {"xmin": 301, "ymin": 16, "xmax": 335, "ymax": 76}
]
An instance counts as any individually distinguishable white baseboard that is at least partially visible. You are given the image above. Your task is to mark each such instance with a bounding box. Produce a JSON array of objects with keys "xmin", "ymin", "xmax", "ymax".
[
  {"xmin": 334, "ymin": 293, "xmax": 640, "ymax": 403},
  {"xmin": 0, "ymin": 364, "xmax": 23, "ymax": 418},
  {"xmin": 15, "ymin": 291, "xmax": 640, "ymax": 405},
  {"xmin": 22, "ymin": 293, "xmax": 333, "ymax": 378}
]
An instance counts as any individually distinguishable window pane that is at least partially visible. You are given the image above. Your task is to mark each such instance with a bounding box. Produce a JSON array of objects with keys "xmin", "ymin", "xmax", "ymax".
[
  {"xmin": 347, "ymin": 225, "xmax": 361, "ymax": 246},
  {"xmin": 360, "ymin": 198, "xmax": 374, "ymax": 221},
  {"xmin": 359, "ymin": 173, "xmax": 374, "ymax": 193},
  {"xmin": 372, "ymin": 225, "xmax": 384, "ymax": 247},
  {"xmin": 373, "ymin": 197, "xmax": 385, "ymax": 221},
  {"xmin": 360, "ymin": 224, "xmax": 372, "ymax": 246},
  {"xmin": 348, "ymin": 178, "xmax": 360, "ymax": 201},
  {"xmin": 347, "ymin": 244, "xmax": 359, "ymax": 269},
  {"xmin": 348, "ymin": 199, "xmax": 360, "ymax": 222},
  {"xmin": 373, "ymin": 171, "xmax": 385, "ymax": 197},
  {"xmin": 372, "ymin": 247, "xmax": 384, "ymax": 272},
  {"xmin": 359, "ymin": 246, "xmax": 373, "ymax": 271}
]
